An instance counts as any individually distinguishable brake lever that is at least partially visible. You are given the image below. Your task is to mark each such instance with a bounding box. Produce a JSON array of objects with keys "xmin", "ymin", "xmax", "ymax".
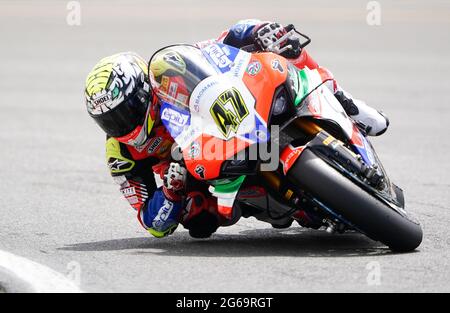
[{"xmin": 266, "ymin": 29, "xmax": 297, "ymax": 54}]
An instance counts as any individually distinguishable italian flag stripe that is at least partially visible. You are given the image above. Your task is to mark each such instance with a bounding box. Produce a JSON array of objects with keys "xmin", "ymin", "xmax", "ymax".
[{"xmin": 295, "ymin": 69, "xmax": 310, "ymax": 106}]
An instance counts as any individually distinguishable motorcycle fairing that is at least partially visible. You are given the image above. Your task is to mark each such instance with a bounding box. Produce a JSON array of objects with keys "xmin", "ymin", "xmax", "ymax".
[
  {"xmin": 151, "ymin": 44, "xmax": 289, "ymax": 181},
  {"xmin": 201, "ymin": 43, "xmax": 242, "ymax": 74},
  {"xmin": 349, "ymin": 125, "xmax": 377, "ymax": 165},
  {"xmin": 160, "ymin": 100, "xmax": 191, "ymax": 139},
  {"xmin": 292, "ymin": 67, "xmax": 376, "ymax": 166}
]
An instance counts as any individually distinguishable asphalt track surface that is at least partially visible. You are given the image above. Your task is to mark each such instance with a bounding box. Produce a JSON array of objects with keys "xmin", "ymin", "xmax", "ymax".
[{"xmin": 0, "ymin": 0, "xmax": 449, "ymax": 292}]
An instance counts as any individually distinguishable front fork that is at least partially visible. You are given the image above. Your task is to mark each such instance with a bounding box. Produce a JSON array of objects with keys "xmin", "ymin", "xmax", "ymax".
[
  {"xmin": 259, "ymin": 118, "xmax": 323, "ymax": 211},
  {"xmin": 260, "ymin": 118, "xmax": 321, "ymax": 187}
]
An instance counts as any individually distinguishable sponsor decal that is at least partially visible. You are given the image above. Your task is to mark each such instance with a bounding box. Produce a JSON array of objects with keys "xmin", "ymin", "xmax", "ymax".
[
  {"xmin": 161, "ymin": 76, "xmax": 170, "ymax": 91},
  {"xmin": 147, "ymin": 137, "xmax": 163, "ymax": 154},
  {"xmin": 271, "ymin": 59, "xmax": 284, "ymax": 73},
  {"xmin": 194, "ymin": 164, "xmax": 206, "ymax": 179},
  {"xmin": 121, "ymin": 187, "xmax": 136, "ymax": 197},
  {"xmin": 162, "ymin": 51, "xmax": 186, "ymax": 74},
  {"xmin": 168, "ymin": 82, "xmax": 178, "ymax": 98},
  {"xmin": 127, "ymin": 196, "xmax": 139, "ymax": 205},
  {"xmin": 161, "ymin": 106, "xmax": 190, "ymax": 127},
  {"xmin": 204, "ymin": 44, "xmax": 233, "ymax": 69},
  {"xmin": 108, "ymin": 158, "xmax": 130, "ymax": 171},
  {"xmin": 188, "ymin": 141, "xmax": 201, "ymax": 159},
  {"xmin": 230, "ymin": 55, "xmax": 248, "ymax": 78},
  {"xmin": 193, "ymin": 80, "xmax": 219, "ymax": 106},
  {"xmin": 202, "ymin": 43, "xmax": 239, "ymax": 73},
  {"xmin": 160, "ymin": 101, "xmax": 191, "ymax": 139},
  {"xmin": 280, "ymin": 145, "xmax": 305, "ymax": 175},
  {"xmin": 92, "ymin": 93, "xmax": 111, "ymax": 106},
  {"xmin": 330, "ymin": 140, "xmax": 340, "ymax": 149},
  {"xmin": 322, "ymin": 135, "xmax": 334, "ymax": 146},
  {"xmin": 246, "ymin": 61, "xmax": 261, "ymax": 76},
  {"xmin": 152, "ymin": 199, "xmax": 174, "ymax": 229},
  {"xmin": 350, "ymin": 125, "xmax": 364, "ymax": 148},
  {"xmin": 86, "ymin": 54, "xmax": 145, "ymax": 115},
  {"xmin": 177, "ymin": 125, "xmax": 201, "ymax": 148}
]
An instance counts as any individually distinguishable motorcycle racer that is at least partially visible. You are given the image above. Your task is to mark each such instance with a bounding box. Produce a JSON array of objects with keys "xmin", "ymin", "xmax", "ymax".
[
  {"xmin": 84, "ymin": 20, "xmax": 390, "ymax": 239},
  {"xmin": 85, "ymin": 52, "xmax": 224, "ymax": 238}
]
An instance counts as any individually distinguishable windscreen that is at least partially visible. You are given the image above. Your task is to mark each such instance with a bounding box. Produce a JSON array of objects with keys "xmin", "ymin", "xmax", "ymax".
[{"xmin": 149, "ymin": 45, "xmax": 217, "ymax": 110}]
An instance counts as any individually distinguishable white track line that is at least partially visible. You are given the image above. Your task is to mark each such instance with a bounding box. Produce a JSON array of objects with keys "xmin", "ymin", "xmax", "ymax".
[{"xmin": 0, "ymin": 250, "xmax": 83, "ymax": 293}]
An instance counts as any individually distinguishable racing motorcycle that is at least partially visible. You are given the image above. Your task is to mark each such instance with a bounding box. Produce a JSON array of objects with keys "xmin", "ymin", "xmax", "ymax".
[{"xmin": 148, "ymin": 35, "xmax": 423, "ymax": 252}]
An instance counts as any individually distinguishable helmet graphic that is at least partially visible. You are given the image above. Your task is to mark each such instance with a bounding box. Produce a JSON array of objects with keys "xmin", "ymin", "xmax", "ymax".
[{"xmin": 85, "ymin": 52, "xmax": 158, "ymax": 147}]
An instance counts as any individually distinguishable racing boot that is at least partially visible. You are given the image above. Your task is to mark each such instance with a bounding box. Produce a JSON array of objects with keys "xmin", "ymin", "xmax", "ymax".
[{"xmin": 334, "ymin": 91, "xmax": 389, "ymax": 136}]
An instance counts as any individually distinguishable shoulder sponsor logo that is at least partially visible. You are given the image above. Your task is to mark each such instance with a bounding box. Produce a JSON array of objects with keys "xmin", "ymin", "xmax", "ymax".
[
  {"xmin": 147, "ymin": 137, "xmax": 163, "ymax": 154},
  {"xmin": 246, "ymin": 61, "xmax": 261, "ymax": 76}
]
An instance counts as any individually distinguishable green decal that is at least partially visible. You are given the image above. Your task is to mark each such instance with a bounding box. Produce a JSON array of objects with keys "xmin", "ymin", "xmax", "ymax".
[
  {"xmin": 295, "ymin": 69, "xmax": 310, "ymax": 106},
  {"xmin": 213, "ymin": 175, "xmax": 246, "ymax": 194}
]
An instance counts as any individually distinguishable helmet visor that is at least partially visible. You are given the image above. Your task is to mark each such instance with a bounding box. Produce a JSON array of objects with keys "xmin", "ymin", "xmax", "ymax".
[{"xmin": 91, "ymin": 89, "xmax": 150, "ymax": 138}]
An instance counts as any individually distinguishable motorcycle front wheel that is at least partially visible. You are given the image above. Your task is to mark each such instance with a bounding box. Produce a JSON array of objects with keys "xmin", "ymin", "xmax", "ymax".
[{"xmin": 288, "ymin": 149, "xmax": 423, "ymax": 252}]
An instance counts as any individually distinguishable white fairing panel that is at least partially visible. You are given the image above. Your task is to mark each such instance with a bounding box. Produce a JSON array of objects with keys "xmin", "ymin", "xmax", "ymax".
[
  {"xmin": 187, "ymin": 77, "xmax": 256, "ymax": 141},
  {"xmin": 305, "ymin": 84, "xmax": 354, "ymax": 139}
]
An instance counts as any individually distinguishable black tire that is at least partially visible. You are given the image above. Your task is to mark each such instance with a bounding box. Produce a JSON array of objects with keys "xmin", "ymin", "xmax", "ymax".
[{"xmin": 288, "ymin": 149, "xmax": 423, "ymax": 252}]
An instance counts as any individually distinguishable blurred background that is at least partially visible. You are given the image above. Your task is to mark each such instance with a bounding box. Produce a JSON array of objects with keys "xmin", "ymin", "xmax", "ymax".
[{"xmin": 0, "ymin": 0, "xmax": 449, "ymax": 292}]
